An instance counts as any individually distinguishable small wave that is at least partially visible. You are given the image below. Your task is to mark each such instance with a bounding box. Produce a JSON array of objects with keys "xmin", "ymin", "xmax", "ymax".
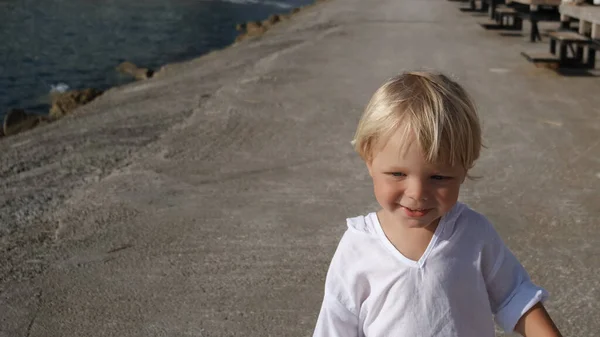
[
  {"xmin": 50, "ymin": 83, "xmax": 70, "ymax": 93},
  {"xmin": 220, "ymin": 0, "xmax": 293, "ymax": 9}
]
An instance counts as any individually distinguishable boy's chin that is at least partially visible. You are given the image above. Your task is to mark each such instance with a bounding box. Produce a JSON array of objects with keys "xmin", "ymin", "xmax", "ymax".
[{"xmin": 392, "ymin": 212, "xmax": 440, "ymax": 229}]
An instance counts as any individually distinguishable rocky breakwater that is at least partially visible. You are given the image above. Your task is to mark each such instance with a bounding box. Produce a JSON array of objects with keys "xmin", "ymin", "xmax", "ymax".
[
  {"xmin": 234, "ymin": 0, "xmax": 329, "ymax": 42},
  {"xmin": 1, "ymin": 89, "xmax": 103, "ymax": 138},
  {"xmin": 1, "ymin": 61, "xmax": 154, "ymax": 140}
]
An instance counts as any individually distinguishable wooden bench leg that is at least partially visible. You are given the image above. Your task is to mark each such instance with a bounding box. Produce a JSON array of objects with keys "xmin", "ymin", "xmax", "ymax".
[
  {"xmin": 489, "ymin": 0, "xmax": 496, "ymax": 18},
  {"xmin": 559, "ymin": 42, "xmax": 568, "ymax": 65},
  {"xmin": 481, "ymin": 1, "xmax": 489, "ymax": 12},
  {"xmin": 586, "ymin": 47, "xmax": 596, "ymax": 68},
  {"xmin": 530, "ymin": 19, "xmax": 541, "ymax": 42},
  {"xmin": 515, "ymin": 17, "xmax": 523, "ymax": 30},
  {"xmin": 576, "ymin": 46, "xmax": 584, "ymax": 63},
  {"xmin": 550, "ymin": 39, "xmax": 556, "ymax": 54}
]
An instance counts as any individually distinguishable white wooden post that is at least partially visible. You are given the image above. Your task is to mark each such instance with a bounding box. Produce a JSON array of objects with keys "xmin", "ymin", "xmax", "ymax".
[
  {"xmin": 561, "ymin": 14, "xmax": 570, "ymax": 27},
  {"xmin": 592, "ymin": 23, "xmax": 600, "ymax": 39},
  {"xmin": 579, "ymin": 20, "xmax": 591, "ymax": 35}
]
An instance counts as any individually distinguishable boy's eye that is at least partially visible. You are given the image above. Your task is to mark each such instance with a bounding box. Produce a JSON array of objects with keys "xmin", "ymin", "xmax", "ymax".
[
  {"xmin": 389, "ymin": 172, "xmax": 406, "ymax": 177},
  {"xmin": 431, "ymin": 175, "xmax": 452, "ymax": 181}
]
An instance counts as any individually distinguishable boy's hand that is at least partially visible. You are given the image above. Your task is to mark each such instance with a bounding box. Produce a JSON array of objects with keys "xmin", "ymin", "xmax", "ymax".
[{"xmin": 514, "ymin": 302, "xmax": 563, "ymax": 337}]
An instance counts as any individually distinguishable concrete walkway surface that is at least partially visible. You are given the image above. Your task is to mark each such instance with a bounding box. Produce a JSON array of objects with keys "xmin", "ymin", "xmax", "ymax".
[{"xmin": 1, "ymin": 0, "xmax": 598, "ymax": 336}]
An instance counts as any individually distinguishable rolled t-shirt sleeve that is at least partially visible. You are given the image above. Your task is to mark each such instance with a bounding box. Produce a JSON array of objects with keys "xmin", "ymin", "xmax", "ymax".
[{"xmin": 481, "ymin": 219, "xmax": 548, "ymax": 333}]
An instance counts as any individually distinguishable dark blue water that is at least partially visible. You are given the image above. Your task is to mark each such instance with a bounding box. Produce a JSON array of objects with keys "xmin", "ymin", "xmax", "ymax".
[{"xmin": 0, "ymin": 0, "xmax": 313, "ymax": 120}]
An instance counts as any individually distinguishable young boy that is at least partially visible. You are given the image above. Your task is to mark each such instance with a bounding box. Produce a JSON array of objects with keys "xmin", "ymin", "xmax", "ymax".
[{"xmin": 313, "ymin": 71, "xmax": 563, "ymax": 337}]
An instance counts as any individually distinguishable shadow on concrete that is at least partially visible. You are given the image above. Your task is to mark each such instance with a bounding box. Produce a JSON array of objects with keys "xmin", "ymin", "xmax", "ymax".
[
  {"xmin": 479, "ymin": 23, "xmax": 522, "ymax": 31},
  {"xmin": 459, "ymin": 8, "xmax": 482, "ymax": 13},
  {"xmin": 498, "ymin": 32, "xmax": 524, "ymax": 37},
  {"xmin": 555, "ymin": 68, "xmax": 599, "ymax": 77}
]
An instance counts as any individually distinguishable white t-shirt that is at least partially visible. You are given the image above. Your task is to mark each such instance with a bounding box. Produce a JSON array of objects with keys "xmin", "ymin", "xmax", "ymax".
[{"xmin": 313, "ymin": 202, "xmax": 547, "ymax": 337}]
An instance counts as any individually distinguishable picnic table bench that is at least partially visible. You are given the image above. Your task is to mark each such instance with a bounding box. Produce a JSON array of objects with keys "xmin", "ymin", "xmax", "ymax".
[
  {"xmin": 507, "ymin": 0, "xmax": 562, "ymax": 41},
  {"xmin": 560, "ymin": 3, "xmax": 600, "ymax": 66},
  {"xmin": 474, "ymin": 0, "xmax": 561, "ymax": 40},
  {"xmin": 522, "ymin": 3, "xmax": 600, "ymax": 69},
  {"xmin": 494, "ymin": 6, "xmax": 524, "ymax": 28},
  {"xmin": 461, "ymin": 0, "xmax": 490, "ymax": 12}
]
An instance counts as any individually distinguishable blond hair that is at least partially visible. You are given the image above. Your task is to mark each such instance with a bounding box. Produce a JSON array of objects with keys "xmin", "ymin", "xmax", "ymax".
[{"xmin": 352, "ymin": 71, "xmax": 481, "ymax": 171}]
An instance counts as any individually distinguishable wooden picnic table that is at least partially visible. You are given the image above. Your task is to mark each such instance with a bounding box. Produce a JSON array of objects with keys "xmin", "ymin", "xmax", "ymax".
[
  {"xmin": 521, "ymin": 2, "xmax": 600, "ymax": 68},
  {"xmin": 505, "ymin": 0, "xmax": 562, "ymax": 41},
  {"xmin": 560, "ymin": 4, "xmax": 600, "ymax": 39},
  {"xmin": 507, "ymin": 0, "xmax": 562, "ymax": 8},
  {"xmin": 466, "ymin": 0, "xmax": 489, "ymax": 12}
]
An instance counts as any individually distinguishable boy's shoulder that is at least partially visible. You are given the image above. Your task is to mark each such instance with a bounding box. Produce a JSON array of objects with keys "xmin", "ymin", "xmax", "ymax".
[
  {"xmin": 455, "ymin": 202, "xmax": 490, "ymax": 224},
  {"xmin": 450, "ymin": 203, "xmax": 499, "ymax": 243},
  {"xmin": 334, "ymin": 213, "xmax": 382, "ymax": 258},
  {"xmin": 345, "ymin": 212, "xmax": 379, "ymax": 236}
]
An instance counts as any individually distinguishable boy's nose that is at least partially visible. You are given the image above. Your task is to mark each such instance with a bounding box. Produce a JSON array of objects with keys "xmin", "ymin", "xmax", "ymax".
[{"xmin": 405, "ymin": 178, "xmax": 428, "ymax": 201}]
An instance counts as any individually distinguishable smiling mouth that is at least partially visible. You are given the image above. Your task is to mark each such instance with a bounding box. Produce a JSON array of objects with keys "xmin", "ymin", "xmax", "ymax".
[
  {"xmin": 401, "ymin": 205, "xmax": 429, "ymax": 212},
  {"xmin": 399, "ymin": 205, "xmax": 432, "ymax": 217}
]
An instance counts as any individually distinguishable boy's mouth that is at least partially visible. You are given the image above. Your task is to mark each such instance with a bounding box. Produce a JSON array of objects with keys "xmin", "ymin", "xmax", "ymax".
[
  {"xmin": 400, "ymin": 204, "xmax": 429, "ymax": 211},
  {"xmin": 400, "ymin": 205, "xmax": 431, "ymax": 217}
]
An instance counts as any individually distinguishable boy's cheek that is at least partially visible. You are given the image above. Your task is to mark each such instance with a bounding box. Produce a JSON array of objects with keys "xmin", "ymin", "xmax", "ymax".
[
  {"xmin": 434, "ymin": 187, "xmax": 461, "ymax": 207},
  {"xmin": 382, "ymin": 185, "xmax": 402, "ymax": 203}
]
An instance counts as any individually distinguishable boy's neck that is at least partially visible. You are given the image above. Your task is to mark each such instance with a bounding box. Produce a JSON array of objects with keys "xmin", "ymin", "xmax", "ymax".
[{"xmin": 377, "ymin": 209, "xmax": 441, "ymax": 262}]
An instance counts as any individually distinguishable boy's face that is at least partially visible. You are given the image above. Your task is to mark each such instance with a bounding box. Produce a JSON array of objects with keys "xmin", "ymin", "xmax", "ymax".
[{"xmin": 366, "ymin": 130, "xmax": 466, "ymax": 230}]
